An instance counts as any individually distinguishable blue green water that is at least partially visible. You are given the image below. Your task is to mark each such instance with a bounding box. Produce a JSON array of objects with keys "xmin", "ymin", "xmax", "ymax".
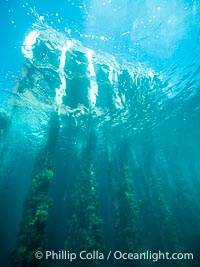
[{"xmin": 0, "ymin": 1, "xmax": 200, "ymax": 267}]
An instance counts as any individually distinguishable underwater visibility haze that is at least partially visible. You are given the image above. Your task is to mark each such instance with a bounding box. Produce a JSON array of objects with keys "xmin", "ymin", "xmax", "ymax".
[{"xmin": 0, "ymin": 0, "xmax": 200, "ymax": 267}]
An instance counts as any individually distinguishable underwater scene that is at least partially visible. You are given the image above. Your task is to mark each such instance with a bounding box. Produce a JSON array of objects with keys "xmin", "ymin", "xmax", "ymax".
[{"xmin": 0, "ymin": 0, "xmax": 200, "ymax": 266}]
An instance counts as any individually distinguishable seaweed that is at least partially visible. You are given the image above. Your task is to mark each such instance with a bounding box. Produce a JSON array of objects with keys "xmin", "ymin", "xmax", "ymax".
[
  {"xmin": 65, "ymin": 161, "xmax": 105, "ymax": 267},
  {"xmin": 9, "ymin": 113, "xmax": 59, "ymax": 267}
]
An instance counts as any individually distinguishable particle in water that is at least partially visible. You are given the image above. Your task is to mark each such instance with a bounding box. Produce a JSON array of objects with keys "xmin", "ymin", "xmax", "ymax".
[
  {"xmin": 39, "ymin": 16, "xmax": 44, "ymax": 21},
  {"xmin": 100, "ymin": 36, "xmax": 105, "ymax": 40},
  {"xmin": 67, "ymin": 28, "xmax": 71, "ymax": 34}
]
